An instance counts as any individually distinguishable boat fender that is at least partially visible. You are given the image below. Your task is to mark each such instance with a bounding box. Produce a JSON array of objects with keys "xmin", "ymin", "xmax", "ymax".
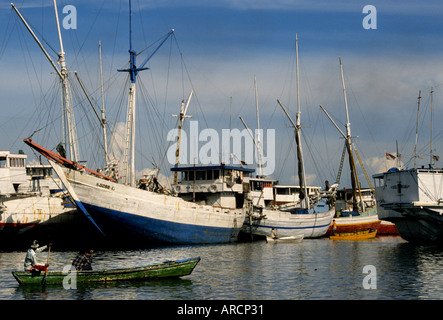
[
  {"xmin": 174, "ymin": 185, "xmax": 181, "ymax": 193},
  {"xmin": 209, "ymin": 185, "xmax": 217, "ymax": 193}
]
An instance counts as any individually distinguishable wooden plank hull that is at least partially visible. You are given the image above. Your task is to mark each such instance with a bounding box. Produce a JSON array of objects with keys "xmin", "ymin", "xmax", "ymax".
[{"xmin": 12, "ymin": 257, "xmax": 200, "ymax": 286}]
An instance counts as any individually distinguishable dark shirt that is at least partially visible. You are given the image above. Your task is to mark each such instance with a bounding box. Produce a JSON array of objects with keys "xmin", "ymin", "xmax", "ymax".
[{"xmin": 72, "ymin": 253, "xmax": 93, "ymax": 271}]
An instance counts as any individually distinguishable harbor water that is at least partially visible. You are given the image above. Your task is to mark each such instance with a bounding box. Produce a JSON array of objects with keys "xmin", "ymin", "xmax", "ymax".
[{"xmin": 1, "ymin": 236, "xmax": 443, "ymax": 301}]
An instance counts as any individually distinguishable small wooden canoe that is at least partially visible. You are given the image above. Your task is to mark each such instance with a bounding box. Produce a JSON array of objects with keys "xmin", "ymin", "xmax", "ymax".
[
  {"xmin": 12, "ymin": 257, "xmax": 200, "ymax": 286},
  {"xmin": 266, "ymin": 235, "xmax": 304, "ymax": 243},
  {"xmin": 330, "ymin": 229, "xmax": 377, "ymax": 241}
]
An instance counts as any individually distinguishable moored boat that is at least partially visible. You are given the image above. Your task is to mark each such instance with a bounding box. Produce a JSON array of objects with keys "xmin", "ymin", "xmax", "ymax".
[
  {"xmin": 12, "ymin": 257, "xmax": 200, "ymax": 286},
  {"xmin": 330, "ymin": 229, "xmax": 377, "ymax": 241},
  {"xmin": 266, "ymin": 234, "xmax": 304, "ymax": 243},
  {"xmin": 374, "ymin": 167, "xmax": 443, "ymax": 243},
  {"xmin": 26, "ymin": 140, "xmax": 247, "ymax": 245},
  {"xmin": 320, "ymin": 58, "xmax": 382, "ymax": 237},
  {"xmin": 0, "ymin": 150, "xmax": 80, "ymax": 243},
  {"xmin": 241, "ymin": 35, "xmax": 335, "ymax": 240},
  {"xmin": 373, "ymin": 90, "xmax": 443, "ymax": 243},
  {"xmin": 18, "ymin": 0, "xmax": 247, "ymax": 245},
  {"xmin": 325, "ymin": 209, "xmax": 381, "ymax": 236}
]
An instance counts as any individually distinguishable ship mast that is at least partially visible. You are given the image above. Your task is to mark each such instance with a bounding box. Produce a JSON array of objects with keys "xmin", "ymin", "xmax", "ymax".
[
  {"xmin": 117, "ymin": 0, "xmax": 174, "ymax": 186},
  {"xmin": 254, "ymin": 76, "xmax": 265, "ymax": 178},
  {"xmin": 99, "ymin": 40, "xmax": 109, "ymax": 164},
  {"xmin": 276, "ymin": 34, "xmax": 309, "ymax": 209},
  {"xmin": 430, "ymin": 87, "xmax": 434, "ymax": 167},
  {"xmin": 339, "ymin": 58, "xmax": 359, "ymax": 211},
  {"xmin": 414, "ymin": 90, "xmax": 421, "ymax": 169},
  {"xmin": 320, "ymin": 59, "xmax": 364, "ymax": 212},
  {"xmin": 12, "ymin": 1, "xmax": 79, "ymax": 162}
]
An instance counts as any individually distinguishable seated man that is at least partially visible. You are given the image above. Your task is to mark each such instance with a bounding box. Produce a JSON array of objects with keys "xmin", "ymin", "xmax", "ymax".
[
  {"xmin": 72, "ymin": 249, "xmax": 94, "ymax": 271},
  {"xmin": 24, "ymin": 240, "xmax": 49, "ymax": 272}
]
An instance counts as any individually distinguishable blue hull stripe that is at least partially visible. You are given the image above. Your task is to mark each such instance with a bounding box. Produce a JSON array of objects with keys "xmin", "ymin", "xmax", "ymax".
[
  {"xmin": 76, "ymin": 201, "xmax": 238, "ymax": 244},
  {"xmin": 257, "ymin": 223, "xmax": 331, "ymax": 230}
]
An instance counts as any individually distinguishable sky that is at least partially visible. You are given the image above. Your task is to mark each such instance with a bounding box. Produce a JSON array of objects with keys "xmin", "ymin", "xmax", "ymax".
[{"xmin": 1, "ymin": 0, "xmax": 443, "ymax": 189}]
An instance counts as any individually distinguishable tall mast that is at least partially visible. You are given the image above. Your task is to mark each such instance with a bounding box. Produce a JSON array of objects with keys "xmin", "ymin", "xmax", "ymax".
[
  {"xmin": 339, "ymin": 58, "xmax": 359, "ymax": 211},
  {"xmin": 117, "ymin": 0, "xmax": 174, "ymax": 186},
  {"xmin": 414, "ymin": 90, "xmax": 421, "ymax": 169},
  {"xmin": 54, "ymin": 0, "xmax": 78, "ymax": 162},
  {"xmin": 274, "ymin": 35, "xmax": 310, "ymax": 209},
  {"xmin": 430, "ymin": 87, "xmax": 434, "ymax": 166},
  {"xmin": 54, "ymin": 0, "xmax": 79, "ymax": 162},
  {"xmin": 294, "ymin": 34, "xmax": 309, "ymax": 209},
  {"xmin": 11, "ymin": 2, "xmax": 79, "ymax": 162},
  {"xmin": 274, "ymin": 34, "xmax": 309, "ymax": 209},
  {"xmin": 121, "ymin": 0, "xmax": 137, "ymax": 186},
  {"xmin": 254, "ymin": 76, "xmax": 264, "ymax": 178},
  {"xmin": 99, "ymin": 40, "xmax": 109, "ymax": 164}
]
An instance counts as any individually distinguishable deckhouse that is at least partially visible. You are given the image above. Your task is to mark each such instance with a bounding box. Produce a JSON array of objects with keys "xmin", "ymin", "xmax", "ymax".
[{"xmin": 171, "ymin": 164, "xmax": 255, "ymax": 209}]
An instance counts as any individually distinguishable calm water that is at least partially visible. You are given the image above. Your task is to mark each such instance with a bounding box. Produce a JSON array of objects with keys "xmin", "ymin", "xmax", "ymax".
[{"xmin": 1, "ymin": 236, "xmax": 443, "ymax": 301}]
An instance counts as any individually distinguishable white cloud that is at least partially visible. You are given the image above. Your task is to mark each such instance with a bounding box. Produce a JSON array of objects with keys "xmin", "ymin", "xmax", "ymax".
[{"xmin": 367, "ymin": 155, "xmax": 404, "ymax": 175}]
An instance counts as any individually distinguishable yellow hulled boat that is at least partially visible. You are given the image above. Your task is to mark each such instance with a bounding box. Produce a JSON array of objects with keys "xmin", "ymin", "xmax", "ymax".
[{"xmin": 330, "ymin": 229, "xmax": 377, "ymax": 241}]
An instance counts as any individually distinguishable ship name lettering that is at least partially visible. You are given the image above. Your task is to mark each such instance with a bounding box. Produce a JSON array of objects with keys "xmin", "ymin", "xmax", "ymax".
[{"xmin": 96, "ymin": 182, "xmax": 114, "ymax": 191}]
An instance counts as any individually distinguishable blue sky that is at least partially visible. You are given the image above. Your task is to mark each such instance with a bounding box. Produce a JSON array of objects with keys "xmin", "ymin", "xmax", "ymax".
[{"xmin": 1, "ymin": 0, "xmax": 443, "ymax": 188}]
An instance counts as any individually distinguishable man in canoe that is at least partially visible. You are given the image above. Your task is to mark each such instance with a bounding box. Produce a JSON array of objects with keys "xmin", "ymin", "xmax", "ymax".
[
  {"xmin": 24, "ymin": 240, "xmax": 50, "ymax": 272},
  {"xmin": 72, "ymin": 249, "xmax": 94, "ymax": 271}
]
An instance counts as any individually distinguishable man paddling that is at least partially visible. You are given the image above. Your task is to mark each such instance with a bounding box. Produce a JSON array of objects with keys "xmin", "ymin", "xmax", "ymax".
[
  {"xmin": 72, "ymin": 249, "xmax": 94, "ymax": 271},
  {"xmin": 24, "ymin": 240, "xmax": 50, "ymax": 272}
]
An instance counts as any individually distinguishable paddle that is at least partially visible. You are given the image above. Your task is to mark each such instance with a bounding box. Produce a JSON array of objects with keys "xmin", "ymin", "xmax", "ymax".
[{"xmin": 42, "ymin": 243, "xmax": 52, "ymax": 286}]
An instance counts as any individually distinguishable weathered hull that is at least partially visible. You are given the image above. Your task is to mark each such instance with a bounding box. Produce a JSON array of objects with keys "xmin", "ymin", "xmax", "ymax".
[
  {"xmin": 0, "ymin": 195, "xmax": 80, "ymax": 243},
  {"xmin": 51, "ymin": 162, "xmax": 245, "ymax": 245},
  {"xmin": 12, "ymin": 257, "xmax": 200, "ymax": 286}
]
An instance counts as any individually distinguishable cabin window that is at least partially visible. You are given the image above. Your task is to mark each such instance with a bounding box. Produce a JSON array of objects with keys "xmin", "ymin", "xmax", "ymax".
[
  {"xmin": 188, "ymin": 171, "xmax": 194, "ymax": 181},
  {"xmin": 196, "ymin": 171, "xmax": 205, "ymax": 181},
  {"xmin": 0, "ymin": 157, "xmax": 6, "ymax": 168},
  {"xmin": 276, "ymin": 188, "xmax": 289, "ymax": 195},
  {"xmin": 207, "ymin": 170, "xmax": 213, "ymax": 180},
  {"xmin": 213, "ymin": 170, "xmax": 219, "ymax": 180},
  {"xmin": 251, "ymin": 181, "xmax": 263, "ymax": 191}
]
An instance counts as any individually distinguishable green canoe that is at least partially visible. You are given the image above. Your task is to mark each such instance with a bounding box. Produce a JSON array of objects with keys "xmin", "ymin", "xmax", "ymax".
[{"xmin": 12, "ymin": 257, "xmax": 200, "ymax": 286}]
